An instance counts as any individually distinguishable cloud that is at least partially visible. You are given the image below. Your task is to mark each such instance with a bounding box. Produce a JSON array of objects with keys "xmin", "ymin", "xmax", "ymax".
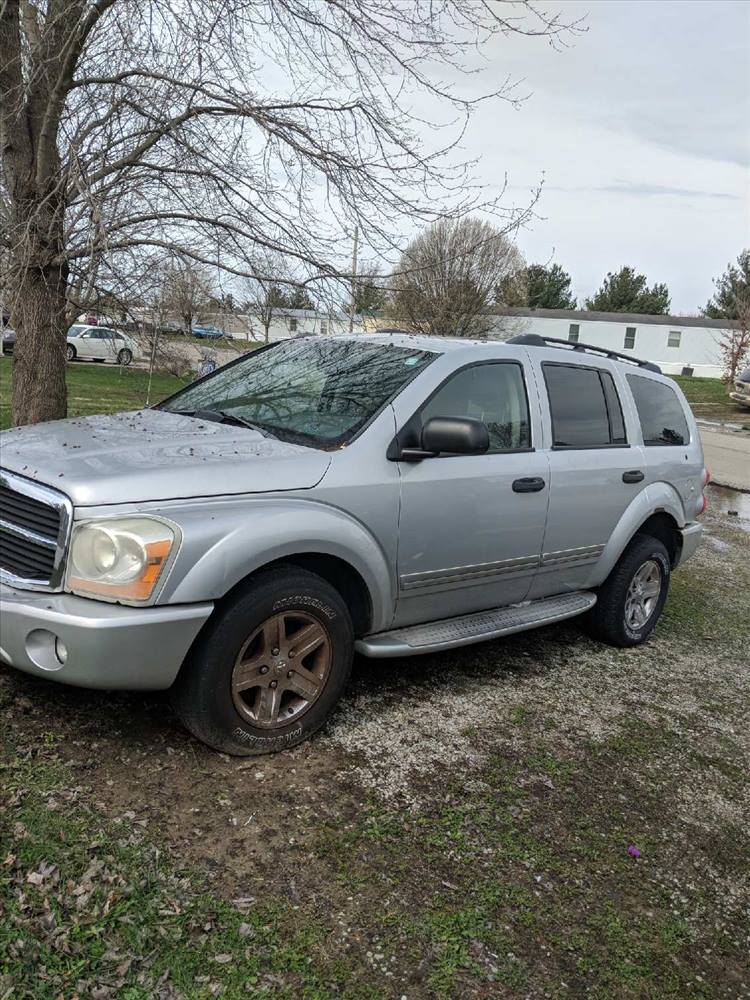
[{"xmin": 546, "ymin": 181, "xmax": 740, "ymax": 201}]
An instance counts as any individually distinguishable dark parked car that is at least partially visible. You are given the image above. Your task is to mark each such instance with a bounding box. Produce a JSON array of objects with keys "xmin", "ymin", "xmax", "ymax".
[
  {"xmin": 1, "ymin": 327, "xmax": 15, "ymax": 354},
  {"xmin": 192, "ymin": 325, "xmax": 227, "ymax": 340},
  {"xmin": 728, "ymin": 366, "xmax": 750, "ymax": 410}
]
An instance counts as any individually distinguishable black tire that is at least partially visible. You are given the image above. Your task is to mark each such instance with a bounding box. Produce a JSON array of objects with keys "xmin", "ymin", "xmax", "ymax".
[
  {"xmin": 117, "ymin": 348, "xmax": 133, "ymax": 366},
  {"xmin": 66, "ymin": 344, "xmax": 76, "ymax": 361},
  {"xmin": 584, "ymin": 533, "xmax": 670, "ymax": 647},
  {"xmin": 171, "ymin": 566, "xmax": 354, "ymax": 755}
]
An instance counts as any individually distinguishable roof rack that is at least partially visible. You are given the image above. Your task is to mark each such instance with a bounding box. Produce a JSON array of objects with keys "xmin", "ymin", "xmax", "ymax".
[{"xmin": 506, "ymin": 333, "xmax": 662, "ymax": 374}]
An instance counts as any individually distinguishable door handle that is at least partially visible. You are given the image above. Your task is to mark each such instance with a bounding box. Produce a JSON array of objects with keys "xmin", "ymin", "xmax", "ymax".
[
  {"xmin": 622, "ymin": 470, "xmax": 645, "ymax": 484},
  {"xmin": 512, "ymin": 476, "xmax": 546, "ymax": 493}
]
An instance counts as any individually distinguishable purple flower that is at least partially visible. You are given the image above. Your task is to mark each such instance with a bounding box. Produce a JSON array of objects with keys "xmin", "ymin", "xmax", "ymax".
[{"xmin": 628, "ymin": 845, "xmax": 641, "ymax": 859}]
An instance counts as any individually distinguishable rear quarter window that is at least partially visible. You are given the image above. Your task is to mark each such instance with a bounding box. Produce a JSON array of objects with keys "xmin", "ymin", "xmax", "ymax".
[{"xmin": 627, "ymin": 374, "xmax": 690, "ymax": 446}]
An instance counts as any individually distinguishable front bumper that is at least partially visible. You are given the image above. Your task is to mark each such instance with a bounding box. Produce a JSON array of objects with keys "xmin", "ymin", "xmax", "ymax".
[
  {"xmin": 676, "ymin": 522, "xmax": 703, "ymax": 568},
  {"xmin": 0, "ymin": 583, "xmax": 213, "ymax": 690},
  {"xmin": 729, "ymin": 389, "xmax": 750, "ymax": 406}
]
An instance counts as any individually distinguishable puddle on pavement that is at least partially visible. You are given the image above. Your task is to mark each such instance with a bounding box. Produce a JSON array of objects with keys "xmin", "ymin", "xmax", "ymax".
[{"xmin": 706, "ymin": 484, "xmax": 750, "ymax": 534}]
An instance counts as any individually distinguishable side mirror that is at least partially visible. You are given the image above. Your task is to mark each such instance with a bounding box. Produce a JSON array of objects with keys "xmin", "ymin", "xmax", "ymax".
[
  {"xmin": 422, "ymin": 416, "xmax": 489, "ymax": 455},
  {"xmin": 398, "ymin": 416, "xmax": 489, "ymax": 461}
]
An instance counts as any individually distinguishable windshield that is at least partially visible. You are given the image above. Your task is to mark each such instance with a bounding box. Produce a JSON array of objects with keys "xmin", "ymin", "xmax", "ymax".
[
  {"xmin": 68, "ymin": 325, "xmax": 87, "ymax": 336},
  {"xmin": 159, "ymin": 339, "xmax": 437, "ymax": 448}
]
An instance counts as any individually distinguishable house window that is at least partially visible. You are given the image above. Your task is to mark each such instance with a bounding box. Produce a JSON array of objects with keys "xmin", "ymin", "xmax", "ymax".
[
  {"xmin": 568, "ymin": 323, "xmax": 580, "ymax": 343},
  {"xmin": 624, "ymin": 326, "xmax": 636, "ymax": 350},
  {"xmin": 667, "ymin": 330, "xmax": 681, "ymax": 348},
  {"xmin": 320, "ymin": 321, "xmax": 328, "ymax": 335},
  {"xmin": 289, "ymin": 318, "xmax": 298, "ymax": 332}
]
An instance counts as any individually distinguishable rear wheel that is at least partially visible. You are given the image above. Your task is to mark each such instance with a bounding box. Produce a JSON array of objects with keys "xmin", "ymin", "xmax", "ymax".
[
  {"xmin": 171, "ymin": 566, "xmax": 354, "ymax": 755},
  {"xmin": 585, "ymin": 533, "xmax": 670, "ymax": 647},
  {"xmin": 117, "ymin": 348, "xmax": 133, "ymax": 366},
  {"xmin": 65, "ymin": 344, "xmax": 76, "ymax": 361}
]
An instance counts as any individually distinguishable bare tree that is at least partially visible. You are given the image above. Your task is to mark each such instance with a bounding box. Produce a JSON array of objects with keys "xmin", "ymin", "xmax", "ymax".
[
  {"xmin": 162, "ymin": 261, "xmax": 214, "ymax": 336},
  {"xmin": 350, "ymin": 262, "xmax": 388, "ymax": 316},
  {"xmin": 1, "ymin": 0, "xmax": 579, "ymax": 425},
  {"xmin": 244, "ymin": 255, "xmax": 289, "ymax": 343},
  {"xmin": 390, "ymin": 217, "xmax": 525, "ymax": 337},
  {"xmin": 704, "ymin": 250, "xmax": 750, "ymax": 384},
  {"xmin": 718, "ymin": 323, "xmax": 750, "ymax": 385}
]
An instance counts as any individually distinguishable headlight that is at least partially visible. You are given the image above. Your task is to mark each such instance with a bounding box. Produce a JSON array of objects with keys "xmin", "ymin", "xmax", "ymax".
[{"xmin": 67, "ymin": 517, "xmax": 179, "ymax": 604}]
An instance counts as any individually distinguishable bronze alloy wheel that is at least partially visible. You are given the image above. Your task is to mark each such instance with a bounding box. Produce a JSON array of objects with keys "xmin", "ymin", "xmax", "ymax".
[{"xmin": 231, "ymin": 611, "xmax": 332, "ymax": 729}]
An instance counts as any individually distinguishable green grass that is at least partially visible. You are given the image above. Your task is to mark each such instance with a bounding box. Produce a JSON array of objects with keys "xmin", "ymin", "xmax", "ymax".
[
  {"xmin": 0, "ymin": 357, "xmax": 187, "ymax": 430},
  {"xmin": 0, "ymin": 750, "xmax": 371, "ymax": 999},
  {"xmin": 672, "ymin": 374, "xmax": 748, "ymax": 423}
]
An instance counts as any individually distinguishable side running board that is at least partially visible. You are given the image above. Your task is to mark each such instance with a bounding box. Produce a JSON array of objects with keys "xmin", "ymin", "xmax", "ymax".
[{"xmin": 355, "ymin": 592, "xmax": 596, "ymax": 658}]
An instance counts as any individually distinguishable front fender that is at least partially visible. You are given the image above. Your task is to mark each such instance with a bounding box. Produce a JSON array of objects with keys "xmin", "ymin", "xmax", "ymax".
[
  {"xmin": 590, "ymin": 481, "xmax": 687, "ymax": 586},
  {"xmin": 160, "ymin": 498, "xmax": 395, "ymax": 632}
]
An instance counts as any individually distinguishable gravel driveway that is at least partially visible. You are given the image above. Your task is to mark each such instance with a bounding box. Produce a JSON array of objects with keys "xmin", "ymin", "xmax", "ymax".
[{"xmin": 1, "ymin": 487, "xmax": 748, "ymax": 998}]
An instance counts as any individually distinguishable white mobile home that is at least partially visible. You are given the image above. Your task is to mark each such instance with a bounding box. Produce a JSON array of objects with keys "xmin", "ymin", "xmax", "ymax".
[{"xmin": 490, "ymin": 309, "xmax": 740, "ymax": 378}]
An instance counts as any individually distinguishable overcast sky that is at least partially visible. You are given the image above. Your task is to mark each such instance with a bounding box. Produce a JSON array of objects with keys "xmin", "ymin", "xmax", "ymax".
[{"xmin": 450, "ymin": 0, "xmax": 749, "ymax": 313}]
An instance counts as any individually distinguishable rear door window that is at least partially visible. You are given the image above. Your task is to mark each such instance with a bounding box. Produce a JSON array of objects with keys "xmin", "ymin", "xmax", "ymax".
[
  {"xmin": 543, "ymin": 363, "xmax": 627, "ymax": 448},
  {"xmin": 627, "ymin": 374, "xmax": 690, "ymax": 446}
]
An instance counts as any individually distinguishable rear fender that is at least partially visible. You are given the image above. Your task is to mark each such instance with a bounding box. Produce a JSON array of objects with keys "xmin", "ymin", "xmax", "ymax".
[{"xmin": 588, "ymin": 482, "xmax": 687, "ymax": 587}]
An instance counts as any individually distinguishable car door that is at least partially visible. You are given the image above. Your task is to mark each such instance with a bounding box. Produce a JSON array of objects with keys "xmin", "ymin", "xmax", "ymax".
[
  {"xmin": 392, "ymin": 358, "xmax": 550, "ymax": 628},
  {"xmin": 99, "ymin": 329, "xmax": 119, "ymax": 360},
  {"xmin": 77, "ymin": 330, "xmax": 103, "ymax": 358},
  {"xmin": 527, "ymin": 355, "xmax": 646, "ymax": 599}
]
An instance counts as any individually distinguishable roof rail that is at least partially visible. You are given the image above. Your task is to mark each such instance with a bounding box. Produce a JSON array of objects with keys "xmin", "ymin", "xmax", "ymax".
[{"xmin": 506, "ymin": 333, "xmax": 662, "ymax": 374}]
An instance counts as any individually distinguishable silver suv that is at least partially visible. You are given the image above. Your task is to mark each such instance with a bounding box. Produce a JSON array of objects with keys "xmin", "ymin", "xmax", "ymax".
[{"xmin": 0, "ymin": 333, "xmax": 706, "ymax": 755}]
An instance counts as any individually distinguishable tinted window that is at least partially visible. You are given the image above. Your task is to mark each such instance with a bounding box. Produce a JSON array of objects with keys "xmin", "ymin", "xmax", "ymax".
[
  {"xmin": 421, "ymin": 363, "xmax": 530, "ymax": 451},
  {"xmin": 627, "ymin": 374, "xmax": 690, "ymax": 446},
  {"xmin": 160, "ymin": 339, "xmax": 436, "ymax": 449},
  {"xmin": 544, "ymin": 364, "xmax": 626, "ymax": 448}
]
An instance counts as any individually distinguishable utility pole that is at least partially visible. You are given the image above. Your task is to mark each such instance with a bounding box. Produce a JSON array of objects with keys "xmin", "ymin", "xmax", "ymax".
[{"xmin": 348, "ymin": 225, "xmax": 359, "ymax": 333}]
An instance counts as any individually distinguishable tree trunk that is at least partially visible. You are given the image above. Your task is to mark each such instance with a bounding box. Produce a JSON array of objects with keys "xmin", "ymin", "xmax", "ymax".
[{"xmin": 10, "ymin": 252, "xmax": 69, "ymax": 426}]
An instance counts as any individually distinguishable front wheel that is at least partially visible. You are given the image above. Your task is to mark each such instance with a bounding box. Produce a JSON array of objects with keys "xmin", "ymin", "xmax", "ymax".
[
  {"xmin": 65, "ymin": 344, "xmax": 76, "ymax": 361},
  {"xmin": 117, "ymin": 348, "xmax": 133, "ymax": 366},
  {"xmin": 584, "ymin": 533, "xmax": 670, "ymax": 647},
  {"xmin": 171, "ymin": 566, "xmax": 354, "ymax": 755}
]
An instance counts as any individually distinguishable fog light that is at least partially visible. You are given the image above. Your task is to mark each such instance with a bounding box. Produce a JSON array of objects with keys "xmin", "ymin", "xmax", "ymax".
[{"xmin": 25, "ymin": 629, "xmax": 65, "ymax": 672}]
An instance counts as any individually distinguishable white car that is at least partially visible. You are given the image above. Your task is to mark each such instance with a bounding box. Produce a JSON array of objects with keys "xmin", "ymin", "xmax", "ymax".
[{"xmin": 66, "ymin": 325, "xmax": 138, "ymax": 366}]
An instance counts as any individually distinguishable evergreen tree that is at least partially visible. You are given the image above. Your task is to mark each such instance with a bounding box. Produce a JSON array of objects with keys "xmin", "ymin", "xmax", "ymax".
[{"xmin": 585, "ymin": 267, "xmax": 670, "ymax": 314}]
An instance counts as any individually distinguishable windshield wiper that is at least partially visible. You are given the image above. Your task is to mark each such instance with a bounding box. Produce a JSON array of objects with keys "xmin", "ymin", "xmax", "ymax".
[{"xmin": 174, "ymin": 408, "xmax": 277, "ymax": 438}]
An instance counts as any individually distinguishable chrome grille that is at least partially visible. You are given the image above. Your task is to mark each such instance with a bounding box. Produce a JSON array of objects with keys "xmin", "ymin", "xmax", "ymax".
[{"xmin": 0, "ymin": 470, "xmax": 72, "ymax": 591}]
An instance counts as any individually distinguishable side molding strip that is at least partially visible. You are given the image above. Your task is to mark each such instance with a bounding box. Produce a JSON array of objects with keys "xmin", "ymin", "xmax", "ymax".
[{"xmin": 400, "ymin": 554, "xmax": 540, "ymax": 591}]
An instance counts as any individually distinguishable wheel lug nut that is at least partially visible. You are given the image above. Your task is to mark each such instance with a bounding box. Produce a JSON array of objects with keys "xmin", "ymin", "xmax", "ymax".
[
  {"xmin": 260, "ymin": 666, "xmax": 268, "ymax": 675},
  {"xmin": 269, "ymin": 679, "xmax": 278, "ymax": 689},
  {"xmin": 272, "ymin": 647, "xmax": 280, "ymax": 656},
  {"xmin": 287, "ymin": 670, "xmax": 294, "ymax": 678},
  {"xmin": 289, "ymin": 651, "xmax": 295, "ymax": 658}
]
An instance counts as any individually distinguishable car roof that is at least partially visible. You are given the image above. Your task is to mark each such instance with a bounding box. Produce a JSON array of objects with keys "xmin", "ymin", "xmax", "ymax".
[
  {"xmin": 301, "ymin": 332, "xmax": 672, "ymax": 381},
  {"xmin": 327, "ymin": 332, "xmax": 500, "ymax": 353}
]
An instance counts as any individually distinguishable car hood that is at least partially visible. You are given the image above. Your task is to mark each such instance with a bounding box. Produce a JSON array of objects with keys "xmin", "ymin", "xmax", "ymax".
[{"xmin": 0, "ymin": 409, "xmax": 331, "ymax": 506}]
